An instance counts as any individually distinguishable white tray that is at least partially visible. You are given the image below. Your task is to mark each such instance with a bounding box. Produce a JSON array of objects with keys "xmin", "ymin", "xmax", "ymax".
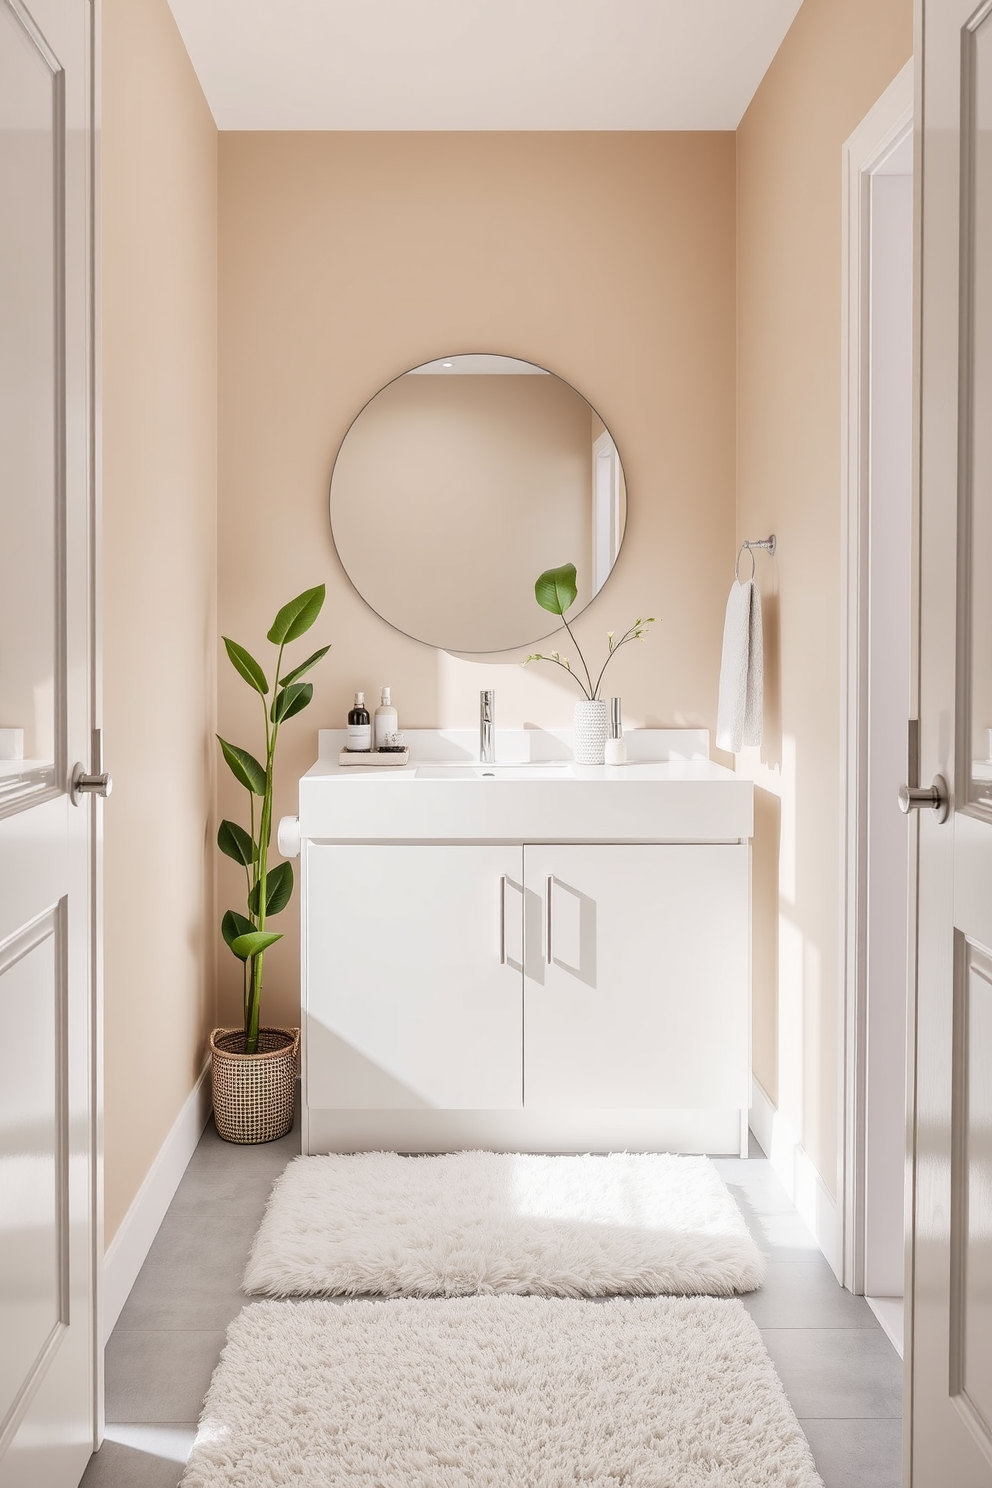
[{"xmin": 338, "ymin": 748, "xmax": 410, "ymax": 768}]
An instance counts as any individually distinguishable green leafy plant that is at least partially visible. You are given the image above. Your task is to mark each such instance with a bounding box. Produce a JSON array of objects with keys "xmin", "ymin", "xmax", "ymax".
[
  {"xmin": 217, "ymin": 585, "xmax": 330, "ymax": 1054},
  {"xmin": 524, "ymin": 561, "xmax": 655, "ymax": 700}
]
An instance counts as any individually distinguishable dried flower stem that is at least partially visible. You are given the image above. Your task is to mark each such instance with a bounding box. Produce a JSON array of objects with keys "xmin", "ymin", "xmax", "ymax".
[{"xmin": 526, "ymin": 616, "xmax": 655, "ymax": 700}]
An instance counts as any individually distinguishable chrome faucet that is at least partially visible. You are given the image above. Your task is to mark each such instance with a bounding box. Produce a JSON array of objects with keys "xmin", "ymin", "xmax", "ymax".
[{"xmin": 479, "ymin": 690, "xmax": 496, "ymax": 764}]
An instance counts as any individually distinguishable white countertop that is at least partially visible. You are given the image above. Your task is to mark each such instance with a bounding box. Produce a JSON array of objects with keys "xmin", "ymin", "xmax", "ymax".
[{"xmin": 299, "ymin": 729, "xmax": 753, "ymax": 843}]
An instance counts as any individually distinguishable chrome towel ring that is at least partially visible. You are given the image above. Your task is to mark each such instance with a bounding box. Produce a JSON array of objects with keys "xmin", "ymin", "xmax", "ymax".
[{"xmin": 735, "ymin": 534, "xmax": 777, "ymax": 583}]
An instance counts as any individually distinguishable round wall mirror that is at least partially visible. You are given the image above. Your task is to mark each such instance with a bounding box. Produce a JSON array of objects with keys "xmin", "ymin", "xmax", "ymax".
[{"xmin": 328, "ymin": 353, "xmax": 627, "ymax": 653}]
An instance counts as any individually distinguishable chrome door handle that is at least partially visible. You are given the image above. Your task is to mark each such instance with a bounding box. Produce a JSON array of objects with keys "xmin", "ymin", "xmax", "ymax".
[
  {"xmin": 70, "ymin": 727, "xmax": 112, "ymax": 806},
  {"xmin": 898, "ymin": 774, "xmax": 949, "ymax": 824},
  {"xmin": 70, "ymin": 762, "xmax": 112, "ymax": 805}
]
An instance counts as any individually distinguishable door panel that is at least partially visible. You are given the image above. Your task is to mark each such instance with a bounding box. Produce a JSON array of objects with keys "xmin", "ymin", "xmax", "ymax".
[
  {"xmin": 0, "ymin": 907, "xmax": 66, "ymax": 1440},
  {"xmin": 951, "ymin": 940, "xmax": 992, "ymax": 1454},
  {"xmin": 306, "ymin": 845, "xmax": 523, "ymax": 1110},
  {"xmin": 523, "ymin": 845, "xmax": 749, "ymax": 1109},
  {"xmin": 0, "ymin": 0, "xmax": 63, "ymax": 809},
  {"xmin": 0, "ymin": 1, "xmax": 95, "ymax": 1484}
]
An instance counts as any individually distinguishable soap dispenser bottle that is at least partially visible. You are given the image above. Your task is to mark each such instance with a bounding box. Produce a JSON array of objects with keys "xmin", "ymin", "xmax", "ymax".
[
  {"xmin": 374, "ymin": 687, "xmax": 398, "ymax": 750},
  {"xmin": 347, "ymin": 691, "xmax": 371, "ymax": 752},
  {"xmin": 604, "ymin": 697, "xmax": 627, "ymax": 765}
]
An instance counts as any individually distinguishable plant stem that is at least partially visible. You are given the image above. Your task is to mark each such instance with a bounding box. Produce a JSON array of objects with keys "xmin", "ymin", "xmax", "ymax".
[
  {"xmin": 533, "ymin": 654, "xmax": 589, "ymax": 693},
  {"xmin": 249, "ymin": 795, "xmax": 256, "ymax": 917},
  {"xmin": 558, "ymin": 613, "xmax": 595, "ymax": 699},
  {"xmin": 245, "ymin": 640, "xmax": 285, "ymax": 1054},
  {"xmin": 591, "ymin": 623, "xmax": 640, "ymax": 700}
]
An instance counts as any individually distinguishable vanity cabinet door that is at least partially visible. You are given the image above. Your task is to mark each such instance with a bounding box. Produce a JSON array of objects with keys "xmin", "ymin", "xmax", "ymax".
[
  {"xmin": 306, "ymin": 844, "xmax": 523, "ymax": 1109},
  {"xmin": 523, "ymin": 844, "xmax": 749, "ymax": 1109}
]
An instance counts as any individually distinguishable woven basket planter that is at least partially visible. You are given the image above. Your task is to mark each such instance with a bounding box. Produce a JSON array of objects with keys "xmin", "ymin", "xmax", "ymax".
[{"xmin": 209, "ymin": 1027, "xmax": 299, "ymax": 1144}]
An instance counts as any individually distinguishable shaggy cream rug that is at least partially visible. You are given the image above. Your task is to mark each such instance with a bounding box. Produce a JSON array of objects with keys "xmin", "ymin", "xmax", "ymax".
[
  {"xmin": 243, "ymin": 1151, "xmax": 765, "ymax": 1297},
  {"xmin": 182, "ymin": 1296, "xmax": 822, "ymax": 1487}
]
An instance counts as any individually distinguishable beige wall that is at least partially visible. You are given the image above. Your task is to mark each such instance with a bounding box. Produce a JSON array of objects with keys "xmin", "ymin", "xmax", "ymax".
[
  {"xmin": 217, "ymin": 132, "xmax": 737, "ymax": 1030},
  {"xmin": 99, "ymin": 1, "xmax": 917, "ymax": 1230},
  {"xmin": 736, "ymin": 0, "xmax": 913, "ymax": 1197},
  {"xmin": 102, "ymin": 0, "xmax": 218, "ymax": 1244}
]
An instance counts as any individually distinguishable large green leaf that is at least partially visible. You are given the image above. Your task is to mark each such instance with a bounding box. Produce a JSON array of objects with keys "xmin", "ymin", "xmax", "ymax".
[
  {"xmin": 248, "ymin": 860, "xmax": 295, "ymax": 918},
  {"xmin": 217, "ymin": 737, "xmax": 266, "ymax": 796},
  {"xmin": 221, "ymin": 910, "xmax": 255, "ymax": 958},
  {"xmin": 267, "ymin": 860, "xmax": 295, "ymax": 915},
  {"xmin": 267, "ymin": 585, "xmax": 326, "ymax": 645},
  {"xmin": 231, "ymin": 929, "xmax": 282, "ymax": 960},
  {"xmin": 271, "ymin": 681, "xmax": 313, "ymax": 724},
  {"xmin": 279, "ymin": 644, "xmax": 331, "ymax": 688},
  {"xmin": 223, "ymin": 637, "xmax": 268, "ymax": 695},
  {"xmin": 535, "ymin": 563, "xmax": 578, "ymax": 616},
  {"xmin": 217, "ymin": 819, "xmax": 255, "ymax": 867}
]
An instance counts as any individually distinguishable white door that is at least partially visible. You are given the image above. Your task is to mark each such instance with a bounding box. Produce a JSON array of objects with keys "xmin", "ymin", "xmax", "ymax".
[
  {"xmin": 305, "ymin": 845, "xmax": 523, "ymax": 1109},
  {"xmin": 909, "ymin": 1, "xmax": 992, "ymax": 1480},
  {"xmin": 0, "ymin": 1, "xmax": 98, "ymax": 1485},
  {"xmin": 522, "ymin": 845, "xmax": 749, "ymax": 1112}
]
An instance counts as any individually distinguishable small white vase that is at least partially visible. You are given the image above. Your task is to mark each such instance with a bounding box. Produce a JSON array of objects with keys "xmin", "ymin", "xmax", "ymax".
[{"xmin": 573, "ymin": 699, "xmax": 609, "ymax": 764}]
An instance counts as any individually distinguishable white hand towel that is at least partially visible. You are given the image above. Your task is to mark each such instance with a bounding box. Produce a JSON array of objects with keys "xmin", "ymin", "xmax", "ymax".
[{"xmin": 716, "ymin": 578, "xmax": 763, "ymax": 754}]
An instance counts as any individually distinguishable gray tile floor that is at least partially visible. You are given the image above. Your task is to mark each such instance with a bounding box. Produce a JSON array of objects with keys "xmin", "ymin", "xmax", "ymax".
[{"xmin": 81, "ymin": 1113, "xmax": 903, "ymax": 1487}]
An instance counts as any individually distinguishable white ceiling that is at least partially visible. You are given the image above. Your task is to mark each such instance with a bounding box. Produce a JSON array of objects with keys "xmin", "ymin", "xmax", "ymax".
[{"xmin": 165, "ymin": 0, "xmax": 805, "ymax": 132}]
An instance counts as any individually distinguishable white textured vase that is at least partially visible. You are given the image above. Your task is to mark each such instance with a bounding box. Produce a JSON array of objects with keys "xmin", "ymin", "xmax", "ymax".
[{"xmin": 573, "ymin": 699, "xmax": 609, "ymax": 764}]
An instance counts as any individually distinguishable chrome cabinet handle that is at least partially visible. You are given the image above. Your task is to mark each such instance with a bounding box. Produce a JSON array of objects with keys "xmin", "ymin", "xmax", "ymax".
[
  {"xmin": 499, "ymin": 875, "xmax": 507, "ymax": 964},
  {"xmin": 898, "ymin": 774, "xmax": 949, "ymax": 825},
  {"xmin": 546, "ymin": 875, "xmax": 553, "ymax": 964}
]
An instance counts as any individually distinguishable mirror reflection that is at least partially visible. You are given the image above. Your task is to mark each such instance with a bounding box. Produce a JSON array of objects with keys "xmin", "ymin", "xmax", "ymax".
[{"xmin": 329, "ymin": 353, "xmax": 627, "ymax": 653}]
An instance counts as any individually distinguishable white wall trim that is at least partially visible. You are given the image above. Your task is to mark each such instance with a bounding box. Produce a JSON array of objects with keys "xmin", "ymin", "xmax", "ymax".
[
  {"xmin": 839, "ymin": 59, "xmax": 914, "ymax": 1297},
  {"xmin": 102, "ymin": 1062, "xmax": 212, "ymax": 1343},
  {"xmin": 750, "ymin": 1077, "xmax": 843, "ymax": 1281}
]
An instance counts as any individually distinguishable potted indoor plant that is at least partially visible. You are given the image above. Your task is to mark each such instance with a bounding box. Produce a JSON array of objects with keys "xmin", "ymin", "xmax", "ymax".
[
  {"xmin": 210, "ymin": 584, "xmax": 330, "ymax": 1143},
  {"xmin": 524, "ymin": 562, "xmax": 655, "ymax": 763}
]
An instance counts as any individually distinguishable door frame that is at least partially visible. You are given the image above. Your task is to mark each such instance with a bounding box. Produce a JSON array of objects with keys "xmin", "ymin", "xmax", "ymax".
[
  {"xmin": 88, "ymin": 0, "xmax": 105, "ymax": 1447},
  {"xmin": 839, "ymin": 59, "xmax": 915, "ymax": 1302}
]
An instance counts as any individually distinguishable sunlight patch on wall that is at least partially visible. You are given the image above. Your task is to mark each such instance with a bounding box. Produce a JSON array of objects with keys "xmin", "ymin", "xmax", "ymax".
[
  {"xmin": 775, "ymin": 910, "xmax": 824, "ymax": 1182},
  {"xmin": 801, "ymin": 934, "xmax": 822, "ymax": 1174},
  {"xmin": 737, "ymin": 734, "xmax": 795, "ymax": 904},
  {"xmin": 777, "ymin": 914, "xmax": 805, "ymax": 1126}
]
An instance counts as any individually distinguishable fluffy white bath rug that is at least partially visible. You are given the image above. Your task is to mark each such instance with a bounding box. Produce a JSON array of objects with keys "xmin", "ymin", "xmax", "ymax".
[
  {"xmin": 243, "ymin": 1151, "xmax": 765, "ymax": 1297},
  {"xmin": 182, "ymin": 1295, "xmax": 822, "ymax": 1488}
]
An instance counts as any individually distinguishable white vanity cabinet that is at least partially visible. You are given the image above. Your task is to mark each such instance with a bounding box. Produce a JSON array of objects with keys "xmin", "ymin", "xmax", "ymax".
[
  {"xmin": 305, "ymin": 844, "xmax": 524, "ymax": 1111},
  {"xmin": 524, "ymin": 844, "xmax": 749, "ymax": 1110},
  {"xmin": 307, "ymin": 841, "xmax": 749, "ymax": 1119},
  {"xmin": 299, "ymin": 728, "xmax": 753, "ymax": 1159}
]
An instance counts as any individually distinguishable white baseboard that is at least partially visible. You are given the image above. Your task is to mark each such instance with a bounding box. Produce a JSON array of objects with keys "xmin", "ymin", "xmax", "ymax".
[
  {"xmin": 102, "ymin": 1061, "xmax": 213, "ymax": 1342},
  {"xmin": 866, "ymin": 1295, "xmax": 904, "ymax": 1357},
  {"xmin": 749, "ymin": 1076, "xmax": 843, "ymax": 1281}
]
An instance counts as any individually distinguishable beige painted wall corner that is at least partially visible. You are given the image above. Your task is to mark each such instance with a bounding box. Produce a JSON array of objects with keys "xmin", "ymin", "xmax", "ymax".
[{"xmin": 101, "ymin": 0, "xmax": 219, "ymax": 1246}]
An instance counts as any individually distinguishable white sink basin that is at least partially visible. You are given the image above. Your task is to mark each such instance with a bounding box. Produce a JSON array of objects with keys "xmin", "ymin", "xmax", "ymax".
[
  {"xmin": 300, "ymin": 730, "xmax": 752, "ymax": 844},
  {"xmin": 414, "ymin": 762, "xmax": 573, "ymax": 780}
]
